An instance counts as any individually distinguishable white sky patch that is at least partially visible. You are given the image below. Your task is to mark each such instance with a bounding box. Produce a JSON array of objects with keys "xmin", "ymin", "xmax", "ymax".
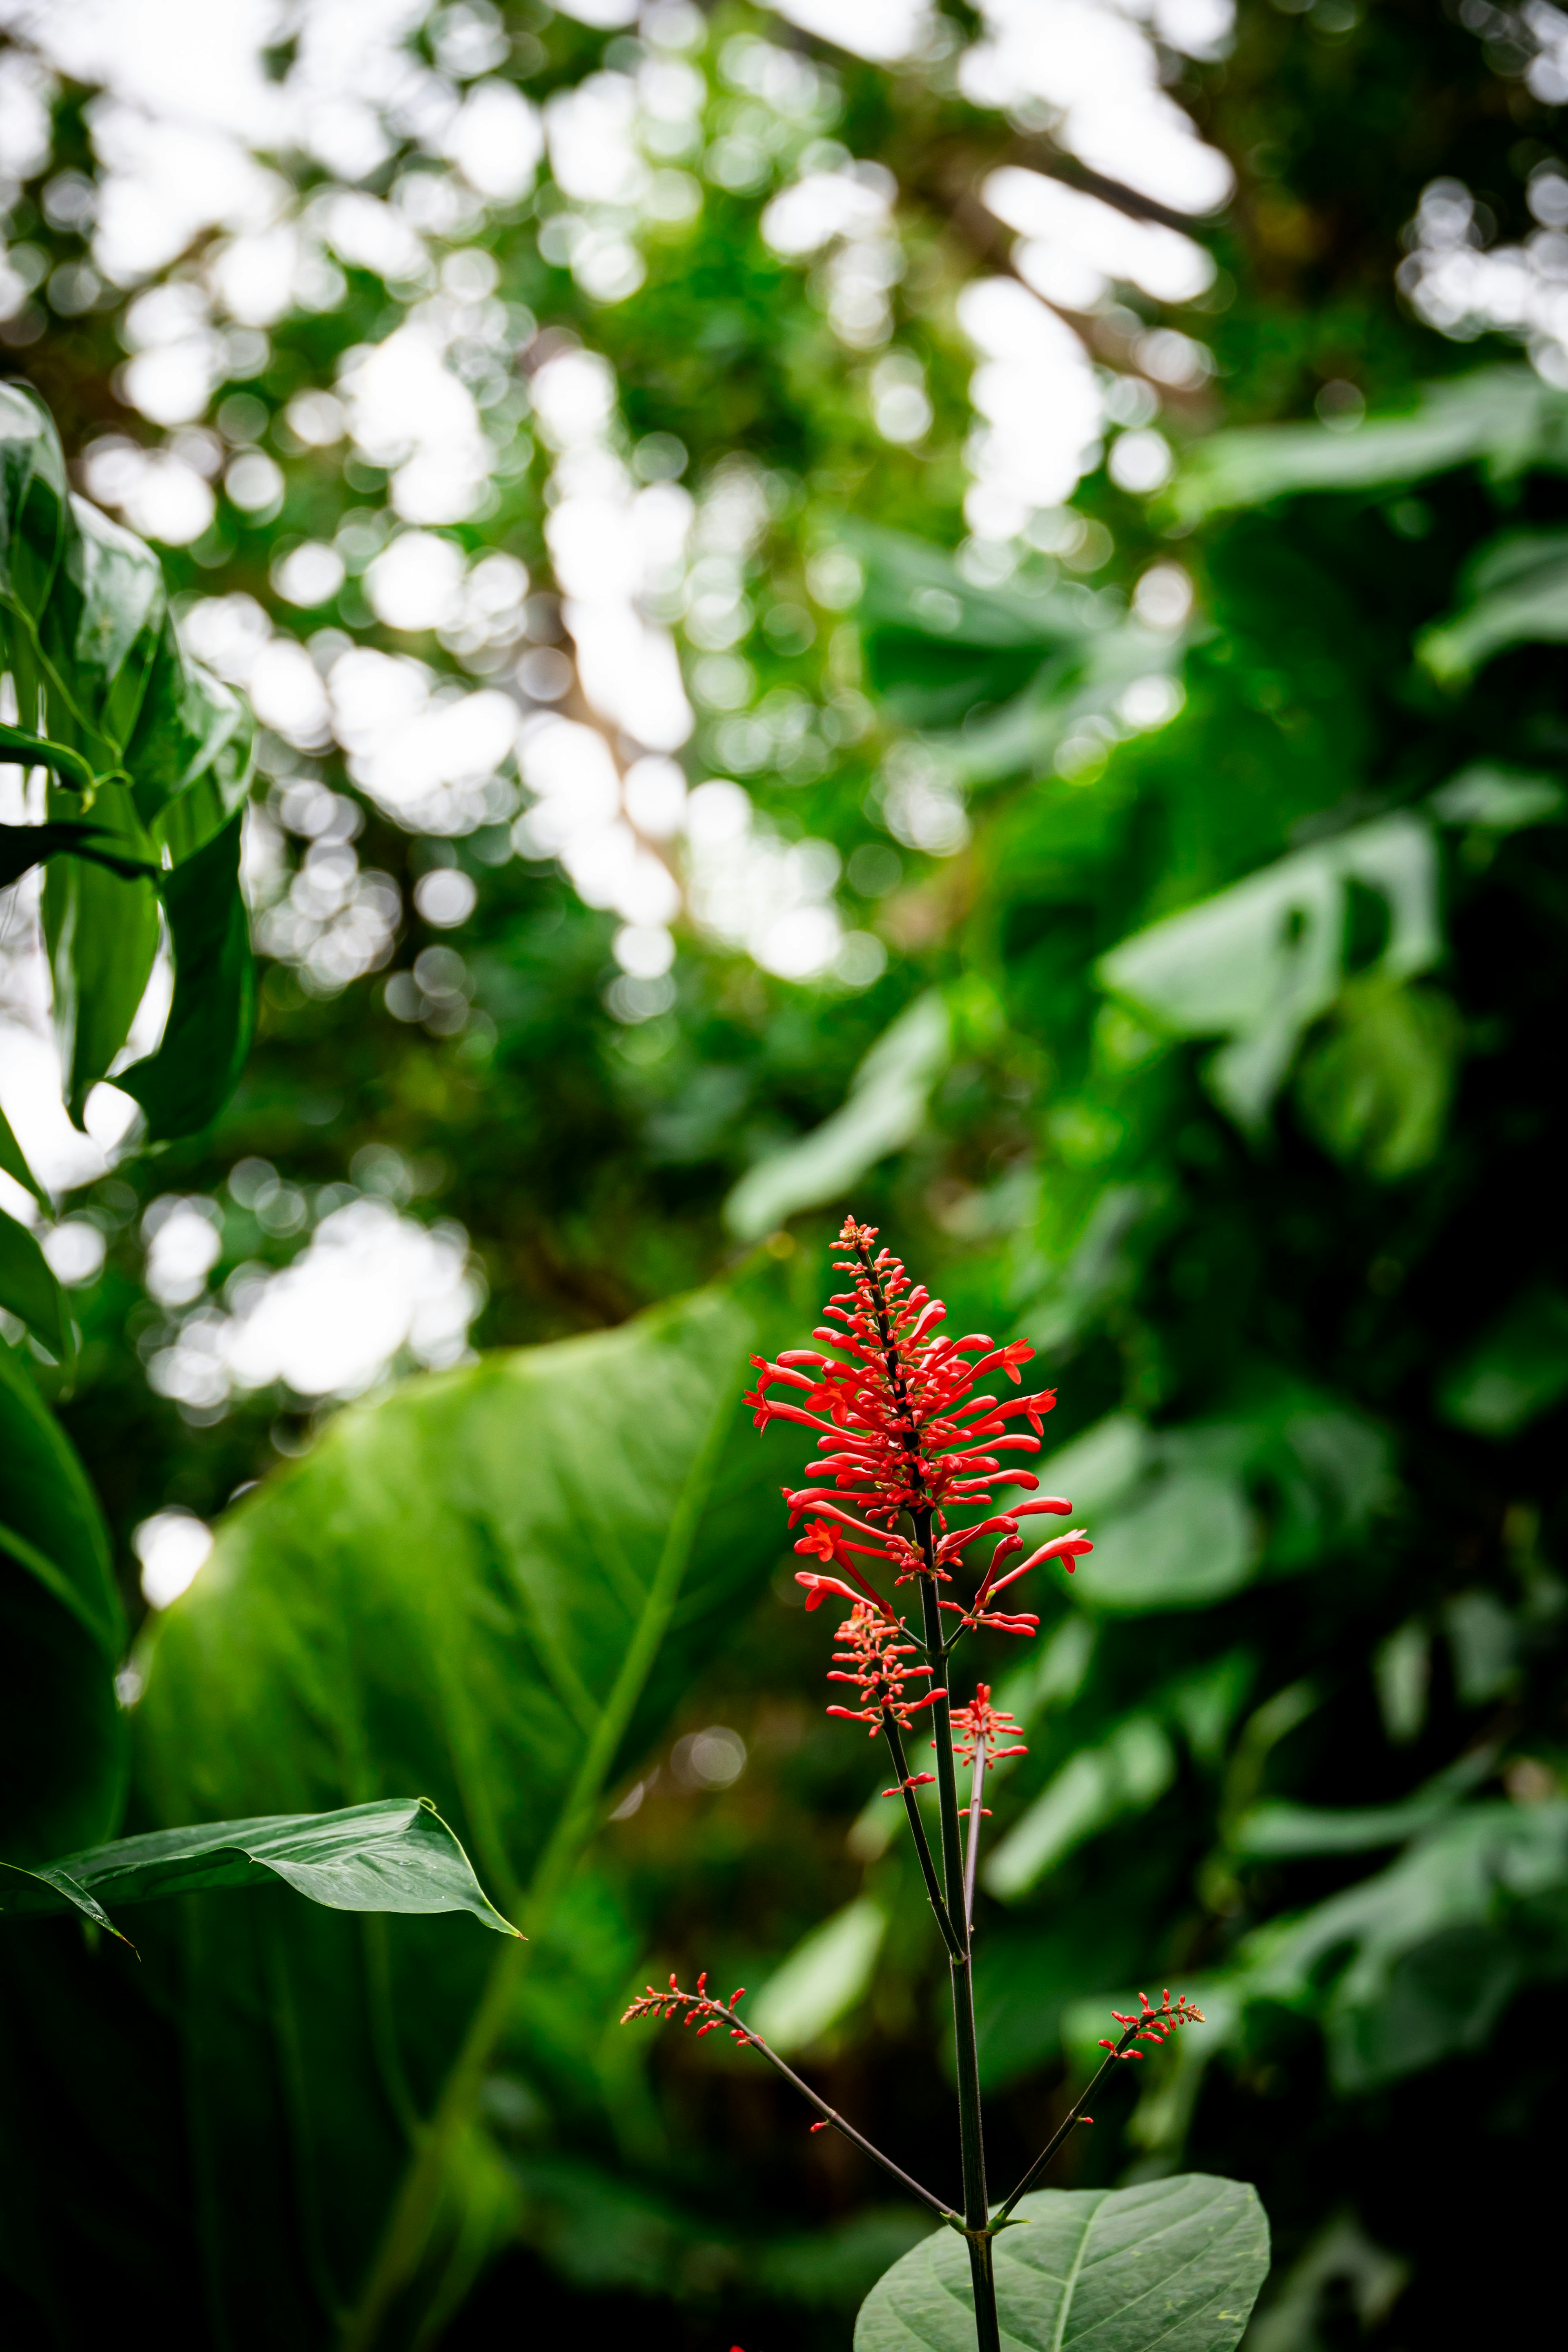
[
  {"xmin": 958, "ymin": 276, "xmax": 1104, "ymax": 535},
  {"xmin": 961, "ymin": 0, "xmax": 1234, "ymax": 218},
  {"xmin": 984, "ymin": 167, "xmax": 1215, "ymax": 309},
  {"xmin": 768, "ymin": 0, "xmax": 934, "ymax": 63},
  {"xmin": 1398, "ymin": 172, "xmax": 1568, "ymax": 390},
  {"xmin": 134, "ymin": 1507, "xmax": 214, "ymax": 1609},
  {"xmin": 145, "ymin": 1197, "xmax": 483, "ymax": 1411},
  {"xmin": 339, "ymin": 321, "xmax": 493, "ymax": 525}
]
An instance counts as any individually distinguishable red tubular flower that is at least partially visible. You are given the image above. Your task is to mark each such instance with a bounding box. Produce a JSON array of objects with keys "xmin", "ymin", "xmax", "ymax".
[
  {"xmin": 1097, "ymin": 1989, "xmax": 1205, "ymax": 2059},
  {"xmin": 622, "ymin": 1969, "xmax": 752, "ymax": 2040},
  {"xmin": 949, "ymin": 1684, "xmax": 1029, "ymax": 1770},
  {"xmin": 826, "ymin": 1602, "xmax": 946, "ymax": 1737},
  {"xmin": 746, "ymin": 1218, "xmax": 1081, "ymax": 1635}
]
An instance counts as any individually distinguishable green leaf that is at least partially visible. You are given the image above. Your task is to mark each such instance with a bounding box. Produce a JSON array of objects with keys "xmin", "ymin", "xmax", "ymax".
[
  {"xmin": 0, "ymin": 1336, "xmax": 125, "ymax": 1863},
  {"xmin": 87, "ymin": 1262, "xmax": 800, "ymax": 2346},
  {"xmin": 751, "ymin": 1895, "xmax": 888, "ymax": 2053},
  {"xmin": 0, "ymin": 818, "xmax": 158, "ymax": 889},
  {"xmin": 0, "ymin": 1097, "xmax": 47, "ymax": 1211},
  {"xmin": 1437, "ymin": 1284, "xmax": 1568, "ymax": 1437},
  {"xmin": 985, "ymin": 1715, "xmax": 1177, "ymax": 1899},
  {"xmin": 1236, "ymin": 1802, "xmax": 1568, "ymax": 2089},
  {"xmin": 43, "ymin": 823, "xmax": 162, "ymax": 1123},
  {"xmin": 1295, "ymin": 979, "xmax": 1461, "ymax": 1181},
  {"xmin": 0, "ymin": 1208, "xmax": 71, "ymax": 1360},
  {"xmin": 1418, "ymin": 529, "xmax": 1568, "ymax": 682},
  {"xmin": 0, "ymin": 1797, "xmax": 518, "ymax": 1941},
  {"xmin": 1080, "ymin": 1471, "xmax": 1257, "ymax": 1614},
  {"xmin": 118, "ymin": 811, "xmax": 254, "ymax": 1139},
  {"xmin": 1169, "ymin": 365, "xmax": 1568, "ymax": 522},
  {"xmin": 854, "ymin": 2176, "xmax": 1269, "ymax": 2352},
  {"xmin": 0, "ymin": 723, "xmax": 102, "ymax": 793},
  {"xmin": 1098, "ymin": 815, "xmax": 1440, "ymax": 1133},
  {"xmin": 1430, "ymin": 763, "xmax": 1565, "ymax": 832},
  {"xmin": 726, "ymin": 990, "xmax": 951, "ymax": 1238}
]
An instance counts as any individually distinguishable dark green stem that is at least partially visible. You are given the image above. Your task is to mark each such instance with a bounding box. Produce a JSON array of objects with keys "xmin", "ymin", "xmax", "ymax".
[
  {"xmin": 917, "ymin": 1512, "xmax": 998, "ymax": 2352},
  {"xmin": 881, "ymin": 1710, "xmax": 966, "ymax": 1963}
]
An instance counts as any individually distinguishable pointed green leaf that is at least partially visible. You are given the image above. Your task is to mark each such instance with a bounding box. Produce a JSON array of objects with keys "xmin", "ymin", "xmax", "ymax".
[
  {"xmin": 43, "ymin": 840, "xmax": 161, "ymax": 1123},
  {"xmin": 0, "ymin": 1338, "xmax": 125, "ymax": 1864},
  {"xmin": 0, "ymin": 1209, "xmax": 70, "ymax": 1361},
  {"xmin": 0, "ymin": 1797, "xmax": 518, "ymax": 1940},
  {"xmin": 855, "ymin": 2177, "xmax": 1269, "ymax": 2352},
  {"xmin": 118, "ymin": 809, "xmax": 254, "ymax": 1138},
  {"xmin": 0, "ymin": 1098, "xmax": 47, "ymax": 1211}
]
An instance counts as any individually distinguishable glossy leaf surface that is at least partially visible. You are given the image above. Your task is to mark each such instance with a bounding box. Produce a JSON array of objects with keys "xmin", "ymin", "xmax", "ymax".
[
  {"xmin": 855, "ymin": 2176, "xmax": 1269, "ymax": 2352},
  {"xmin": 107, "ymin": 1262, "xmax": 797, "ymax": 2348},
  {"xmin": 0, "ymin": 1797, "xmax": 518, "ymax": 1940}
]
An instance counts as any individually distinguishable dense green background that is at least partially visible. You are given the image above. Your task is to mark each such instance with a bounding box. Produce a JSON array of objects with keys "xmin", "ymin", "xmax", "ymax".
[{"xmin": 2, "ymin": 4, "xmax": 1566, "ymax": 2348}]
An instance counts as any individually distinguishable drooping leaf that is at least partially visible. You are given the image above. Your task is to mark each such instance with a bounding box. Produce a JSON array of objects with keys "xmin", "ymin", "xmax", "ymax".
[
  {"xmin": 1169, "ymin": 365, "xmax": 1568, "ymax": 523},
  {"xmin": 0, "ymin": 1097, "xmax": 47, "ymax": 1210},
  {"xmin": 37, "ymin": 1261, "xmax": 802, "ymax": 2348},
  {"xmin": 854, "ymin": 2176, "xmax": 1269, "ymax": 2352},
  {"xmin": 118, "ymin": 811, "xmax": 254, "ymax": 1139},
  {"xmin": 0, "ymin": 380, "xmax": 254, "ymax": 1141},
  {"xmin": 1234, "ymin": 1802, "xmax": 1568, "ymax": 2090},
  {"xmin": 0, "ymin": 1337, "xmax": 125, "ymax": 1864},
  {"xmin": 1098, "ymin": 815, "xmax": 1440, "ymax": 1132},
  {"xmin": 726, "ymin": 989, "xmax": 951, "ymax": 1238},
  {"xmin": 0, "ymin": 1207, "xmax": 71, "ymax": 1360},
  {"xmin": 1417, "ymin": 529, "xmax": 1568, "ymax": 682},
  {"xmin": 43, "ymin": 804, "xmax": 162, "ymax": 1122},
  {"xmin": 0, "ymin": 1797, "xmax": 519, "ymax": 1941}
]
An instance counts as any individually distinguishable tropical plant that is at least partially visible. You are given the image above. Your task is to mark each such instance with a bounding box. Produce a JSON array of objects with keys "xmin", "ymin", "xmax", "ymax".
[{"xmin": 625, "ymin": 1217, "xmax": 1267, "ymax": 2352}]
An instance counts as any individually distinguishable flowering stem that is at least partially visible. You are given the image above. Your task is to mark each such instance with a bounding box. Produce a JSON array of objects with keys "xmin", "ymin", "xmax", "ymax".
[
  {"xmin": 881, "ymin": 1711, "xmax": 967, "ymax": 1964},
  {"xmin": 994, "ymin": 2024, "xmax": 1138, "ymax": 2222},
  {"xmin": 917, "ymin": 1514, "xmax": 1001, "ymax": 2352},
  {"xmin": 963, "ymin": 1728, "xmax": 987, "ymax": 1932},
  {"xmin": 730, "ymin": 2018, "xmax": 958, "ymax": 2223}
]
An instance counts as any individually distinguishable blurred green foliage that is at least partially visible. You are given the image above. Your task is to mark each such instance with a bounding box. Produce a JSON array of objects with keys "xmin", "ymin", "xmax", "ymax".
[{"xmin": 2, "ymin": 4, "xmax": 1568, "ymax": 2350}]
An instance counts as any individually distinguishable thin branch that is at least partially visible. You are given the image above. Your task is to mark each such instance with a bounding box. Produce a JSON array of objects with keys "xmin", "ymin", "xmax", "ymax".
[
  {"xmin": 963, "ymin": 1728, "xmax": 987, "ymax": 1932},
  {"xmin": 995, "ymin": 2031, "xmax": 1132, "ymax": 2221},
  {"xmin": 882, "ymin": 1711, "xmax": 967, "ymax": 1964},
  {"xmin": 733, "ymin": 2020, "xmax": 958, "ymax": 2223}
]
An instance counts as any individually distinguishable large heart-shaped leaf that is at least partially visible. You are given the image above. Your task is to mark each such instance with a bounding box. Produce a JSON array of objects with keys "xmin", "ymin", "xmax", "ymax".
[
  {"xmin": 0, "ymin": 1339, "xmax": 125, "ymax": 1864},
  {"xmin": 0, "ymin": 1261, "xmax": 799, "ymax": 2349},
  {"xmin": 855, "ymin": 2177, "xmax": 1268, "ymax": 2352},
  {"xmin": 0, "ymin": 1798, "xmax": 518, "ymax": 1942}
]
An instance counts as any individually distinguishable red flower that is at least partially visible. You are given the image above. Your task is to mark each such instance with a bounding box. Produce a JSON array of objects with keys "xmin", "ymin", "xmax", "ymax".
[
  {"xmin": 949, "ymin": 1684, "xmax": 1029, "ymax": 1770},
  {"xmin": 826, "ymin": 1602, "xmax": 947, "ymax": 1737},
  {"xmin": 746, "ymin": 1218, "xmax": 1088, "ymax": 1652},
  {"xmin": 622, "ymin": 1970, "xmax": 751, "ymax": 2039},
  {"xmin": 1098, "ymin": 1989, "xmax": 1206, "ymax": 2059}
]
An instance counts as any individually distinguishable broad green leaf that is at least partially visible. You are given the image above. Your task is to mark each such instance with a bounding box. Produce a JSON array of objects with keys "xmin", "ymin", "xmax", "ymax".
[
  {"xmin": 1295, "ymin": 980, "xmax": 1460, "ymax": 1181},
  {"xmin": 751, "ymin": 1895, "xmax": 888, "ymax": 2053},
  {"xmin": 985, "ymin": 1715, "xmax": 1176, "ymax": 1899},
  {"xmin": 1417, "ymin": 529, "xmax": 1568, "ymax": 681},
  {"xmin": 726, "ymin": 989, "xmax": 951, "ymax": 1238},
  {"xmin": 854, "ymin": 2176, "xmax": 1269, "ymax": 2352},
  {"xmin": 1236, "ymin": 1802, "xmax": 1568, "ymax": 2090},
  {"xmin": 96, "ymin": 1261, "xmax": 800, "ymax": 2348},
  {"xmin": 0, "ymin": 1797, "xmax": 517, "ymax": 1941},
  {"xmin": 1098, "ymin": 815, "xmax": 1439, "ymax": 1132},
  {"xmin": 1169, "ymin": 364, "xmax": 1568, "ymax": 522},
  {"xmin": 0, "ymin": 722, "xmax": 101, "ymax": 792},
  {"xmin": 119, "ymin": 811, "xmax": 254, "ymax": 1138},
  {"xmin": 1437, "ymin": 1284, "xmax": 1568, "ymax": 1436},
  {"xmin": 0, "ymin": 1207, "xmax": 70, "ymax": 1359},
  {"xmin": 0, "ymin": 1337, "xmax": 125, "ymax": 1863},
  {"xmin": 1080, "ymin": 1471, "xmax": 1256, "ymax": 1614}
]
